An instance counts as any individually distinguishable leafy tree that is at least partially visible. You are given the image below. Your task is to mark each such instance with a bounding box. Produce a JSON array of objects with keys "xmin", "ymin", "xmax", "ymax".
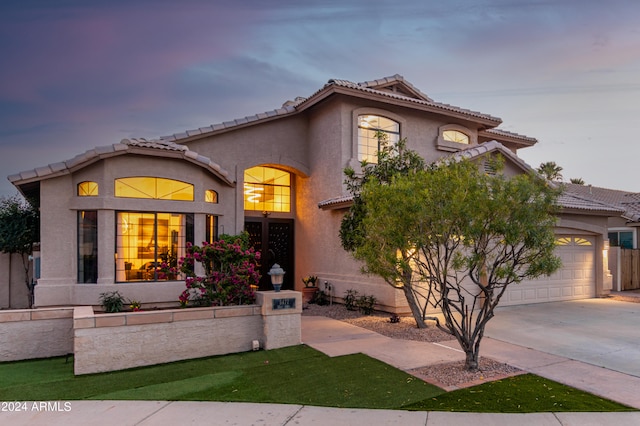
[
  {"xmin": 570, "ymin": 177, "xmax": 585, "ymax": 185},
  {"xmin": 537, "ymin": 161, "xmax": 564, "ymax": 182},
  {"xmin": 355, "ymin": 158, "xmax": 562, "ymax": 371},
  {"xmin": 0, "ymin": 194, "xmax": 39, "ymax": 308},
  {"xmin": 340, "ymin": 136, "xmax": 430, "ymax": 327}
]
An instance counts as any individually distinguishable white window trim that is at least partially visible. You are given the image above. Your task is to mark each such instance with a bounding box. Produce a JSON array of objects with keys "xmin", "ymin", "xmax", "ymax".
[
  {"xmin": 349, "ymin": 108, "xmax": 406, "ymax": 170},
  {"xmin": 437, "ymin": 124, "xmax": 477, "ymax": 152}
]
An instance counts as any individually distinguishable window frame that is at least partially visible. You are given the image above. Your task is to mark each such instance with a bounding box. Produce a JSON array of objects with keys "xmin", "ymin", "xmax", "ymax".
[
  {"xmin": 437, "ymin": 124, "xmax": 476, "ymax": 152},
  {"xmin": 77, "ymin": 210, "xmax": 98, "ymax": 283},
  {"xmin": 357, "ymin": 114, "xmax": 400, "ymax": 164},
  {"xmin": 115, "ymin": 211, "xmax": 194, "ymax": 283},
  {"xmin": 77, "ymin": 181, "xmax": 99, "ymax": 197},
  {"xmin": 243, "ymin": 166, "xmax": 292, "ymax": 213},
  {"xmin": 115, "ymin": 177, "xmax": 194, "ymax": 201}
]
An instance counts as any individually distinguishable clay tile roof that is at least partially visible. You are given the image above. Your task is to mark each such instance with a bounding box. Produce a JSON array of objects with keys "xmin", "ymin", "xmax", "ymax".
[
  {"xmin": 563, "ymin": 183, "xmax": 639, "ymax": 220},
  {"xmin": 318, "ymin": 142, "xmax": 626, "ymax": 216},
  {"xmin": 8, "ymin": 138, "xmax": 233, "ymax": 187},
  {"xmin": 162, "ymin": 74, "xmax": 504, "ymax": 143},
  {"xmin": 480, "ymin": 128, "xmax": 538, "ymax": 145},
  {"xmin": 557, "ymin": 191, "xmax": 625, "ymax": 214}
]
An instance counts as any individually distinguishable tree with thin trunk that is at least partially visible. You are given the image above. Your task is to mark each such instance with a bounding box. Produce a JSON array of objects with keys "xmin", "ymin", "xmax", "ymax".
[
  {"xmin": 0, "ymin": 194, "xmax": 39, "ymax": 308},
  {"xmin": 340, "ymin": 136, "xmax": 431, "ymax": 328},
  {"xmin": 355, "ymin": 157, "xmax": 562, "ymax": 370}
]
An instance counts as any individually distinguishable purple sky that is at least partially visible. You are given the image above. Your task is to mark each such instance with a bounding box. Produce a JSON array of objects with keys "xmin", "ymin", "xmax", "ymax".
[{"xmin": 2, "ymin": 0, "xmax": 639, "ymax": 198}]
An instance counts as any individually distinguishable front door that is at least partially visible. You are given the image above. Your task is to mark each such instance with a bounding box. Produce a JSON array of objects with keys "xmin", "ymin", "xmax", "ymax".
[{"xmin": 245, "ymin": 218, "xmax": 294, "ymax": 291}]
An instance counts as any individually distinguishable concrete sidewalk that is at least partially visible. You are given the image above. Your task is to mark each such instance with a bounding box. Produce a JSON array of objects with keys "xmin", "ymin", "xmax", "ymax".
[
  {"xmin": 2, "ymin": 315, "xmax": 639, "ymax": 425},
  {"xmin": 3, "ymin": 400, "xmax": 640, "ymax": 426}
]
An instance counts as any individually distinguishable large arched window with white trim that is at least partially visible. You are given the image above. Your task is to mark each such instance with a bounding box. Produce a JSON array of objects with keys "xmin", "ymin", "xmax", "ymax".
[{"xmin": 357, "ymin": 115, "xmax": 400, "ymax": 163}]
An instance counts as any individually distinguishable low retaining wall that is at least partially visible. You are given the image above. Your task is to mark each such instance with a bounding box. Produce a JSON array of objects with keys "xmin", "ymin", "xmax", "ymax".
[
  {"xmin": 74, "ymin": 290, "xmax": 301, "ymax": 375},
  {"xmin": 0, "ymin": 307, "xmax": 74, "ymax": 362}
]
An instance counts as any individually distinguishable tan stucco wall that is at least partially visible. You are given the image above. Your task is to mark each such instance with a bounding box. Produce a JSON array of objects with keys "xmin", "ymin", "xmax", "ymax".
[
  {"xmin": 0, "ymin": 253, "xmax": 30, "ymax": 309},
  {"xmin": 73, "ymin": 291, "xmax": 301, "ymax": 375},
  {"xmin": 35, "ymin": 154, "xmax": 235, "ymax": 307},
  {"xmin": 0, "ymin": 308, "xmax": 74, "ymax": 361}
]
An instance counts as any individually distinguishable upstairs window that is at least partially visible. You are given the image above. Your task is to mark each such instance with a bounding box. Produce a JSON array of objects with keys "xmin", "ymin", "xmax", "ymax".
[
  {"xmin": 443, "ymin": 130, "xmax": 470, "ymax": 145},
  {"xmin": 78, "ymin": 181, "xmax": 99, "ymax": 196},
  {"xmin": 437, "ymin": 125, "xmax": 476, "ymax": 152},
  {"xmin": 115, "ymin": 177, "xmax": 194, "ymax": 201},
  {"xmin": 358, "ymin": 115, "xmax": 400, "ymax": 163},
  {"xmin": 243, "ymin": 166, "xmax": 291, "ymax": 212}
]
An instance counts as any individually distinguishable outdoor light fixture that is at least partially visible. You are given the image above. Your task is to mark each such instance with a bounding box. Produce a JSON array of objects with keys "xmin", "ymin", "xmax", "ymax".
[{"xmin": 268, "ymin": 263, "xmax": 285, "ymax": 292}]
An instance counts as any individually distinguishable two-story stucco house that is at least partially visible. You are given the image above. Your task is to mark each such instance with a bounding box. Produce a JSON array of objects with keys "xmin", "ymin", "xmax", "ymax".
[{"xmin": 9, "ymin": 74, "xmax": 622, "ymax": 311}]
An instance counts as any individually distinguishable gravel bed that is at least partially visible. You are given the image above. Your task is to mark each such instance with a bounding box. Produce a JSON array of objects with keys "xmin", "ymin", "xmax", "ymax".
[{"xmin": 303, "ymin": 303, "xmax": 523, "ymax": 388}]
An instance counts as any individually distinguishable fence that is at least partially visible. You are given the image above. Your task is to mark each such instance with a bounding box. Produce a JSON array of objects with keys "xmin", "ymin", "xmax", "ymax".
[{"xmin": 621, "ymin": 249, "xmax": 640, "ymax": 290}]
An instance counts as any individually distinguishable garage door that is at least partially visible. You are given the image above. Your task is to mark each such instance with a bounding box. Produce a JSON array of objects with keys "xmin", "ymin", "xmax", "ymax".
[{"xmin": 503, "ymin": 236, "xmax": 596, "ymax": 306}]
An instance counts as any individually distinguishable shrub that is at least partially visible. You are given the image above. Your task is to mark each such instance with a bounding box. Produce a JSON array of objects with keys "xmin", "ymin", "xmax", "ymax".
[
  {"xmin": 312, "ymin": 289, "xmax": 329, "ymax": 306},
  {"xmin": 99, "ymin": 291, "xmax": 125, "ymax": 313},
  {"xmin": 356, "ymin": 294, "xmax": 377, "ymax": 315},
  {"xmin": 178, "ymin": 233, "xmax": 260, "ymax": 307},
  {"xmin": 344, "ymin": 289, "xmax": 359, "ymax": 311}
]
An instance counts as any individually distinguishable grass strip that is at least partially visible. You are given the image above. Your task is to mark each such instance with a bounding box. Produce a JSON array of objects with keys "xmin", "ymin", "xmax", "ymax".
[
  {"xmin": 0, "ymin": 345, "xmax": 440, "ymax": 409},
  {"xmin": 403, "ymin": 374, "xmax": 635, "ymax": 412},
  {"xmin": 0, "ymin": 346, "xmax": 635, "ymax": 412}
]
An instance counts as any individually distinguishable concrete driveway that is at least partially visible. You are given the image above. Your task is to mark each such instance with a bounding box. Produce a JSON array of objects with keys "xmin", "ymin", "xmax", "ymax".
[{"xmin": 484, "ymin": 298, "xmax": 640, "ymax": 378}]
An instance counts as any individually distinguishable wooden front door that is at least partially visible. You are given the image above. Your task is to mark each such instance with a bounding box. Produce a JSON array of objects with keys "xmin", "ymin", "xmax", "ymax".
[{"xmin": 245, "ymin": 218, "xmax": 294, "ymax": 291}]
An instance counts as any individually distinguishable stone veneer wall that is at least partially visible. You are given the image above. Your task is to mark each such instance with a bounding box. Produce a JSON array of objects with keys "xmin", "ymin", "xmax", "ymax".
[
  {"xmin": 74, "ymin": 290, "xmax": 301, "ymax": 375},
  {"xmin": 0, "ymin": 307, "xmax": 74, "ymax": 361}
]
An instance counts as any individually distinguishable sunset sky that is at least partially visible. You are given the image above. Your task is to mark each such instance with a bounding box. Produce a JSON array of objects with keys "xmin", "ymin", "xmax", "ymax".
[{"xmin": 1, "ymin": 0, "xmax": 639, "ymax": 198}]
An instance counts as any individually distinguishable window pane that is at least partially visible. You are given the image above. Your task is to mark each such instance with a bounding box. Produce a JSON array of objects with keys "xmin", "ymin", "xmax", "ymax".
[
  {"xmin": 206, "ymin": 215, "xmax": 217, "ymax": 243},
  {"xmin": 358, "ymin": 115, "xmax": 400, "ymax": 163},
  {"xmin": 205, "ymin": 189, "xmax": 218, "ymax": 203},
  {"xmin": 620, "ymin": 232, "xmax": 634, "ymax": 249},
  {"xmin": 115, "ymin": 177, "xmax": 194, "ymax": 201},
  {"xmin": 78, "ymin": 181, "xmax": 99, "ymax": 196},
  {"xmin": 115, "ymin": 212, "xmax": 193, "ymax": 282},
  {"xmin": 443, "ymin": 130, "xmax": 470, "ymax": 144},
  {"xmin": 243, "ymin": 166, "xmax": 291, "ymax": 212},
  {"xmin": 78, "ymin": 211, "xmax": 98, "ymax": 283}
]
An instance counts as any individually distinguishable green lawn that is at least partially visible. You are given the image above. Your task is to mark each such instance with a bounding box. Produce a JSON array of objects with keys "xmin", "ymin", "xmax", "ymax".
[{"xmin": 0, "ymin": 345, "xmax": 634, "ymax": 412}]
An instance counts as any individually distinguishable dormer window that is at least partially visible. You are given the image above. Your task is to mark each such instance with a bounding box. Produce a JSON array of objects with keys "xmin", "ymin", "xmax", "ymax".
[
  {"xmin": 358, "ymin": 115, "xmax": 400, "ymax": 163},
  {"xmin": 437, "ymin": 125, "xmax": 476, "ymax": 152}
]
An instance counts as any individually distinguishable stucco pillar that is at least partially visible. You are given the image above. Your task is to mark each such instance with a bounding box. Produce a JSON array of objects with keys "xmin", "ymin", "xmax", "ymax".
[{"xmin": 256, "ymin": 290, "xmax": 302, "ymax": 350}]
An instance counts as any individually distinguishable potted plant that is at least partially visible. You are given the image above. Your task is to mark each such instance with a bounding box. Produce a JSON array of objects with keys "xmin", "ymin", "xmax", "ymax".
[{"xmin": 302, "ymin": 275, "xmax": 318, "ymax": 303}]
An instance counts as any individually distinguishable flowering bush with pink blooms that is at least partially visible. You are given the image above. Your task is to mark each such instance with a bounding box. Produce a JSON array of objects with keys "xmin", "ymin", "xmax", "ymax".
[{"xmin": 178, "ymin": 233, "xmax": 260, "ymax": 307}]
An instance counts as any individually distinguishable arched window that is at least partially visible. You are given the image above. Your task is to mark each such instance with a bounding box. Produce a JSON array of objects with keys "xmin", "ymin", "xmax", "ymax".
[
  {"xmin": 437, "ymin": 125, "xmax": 476, "ymax": 152},
  {"xmin": 358, "ymin": 115, "xmax": 400, "ymax": 163},
  {"xmin": 115, "ymin": 177, "xmax": 194, "ymax": 201},
  {"xmin": 205, "ymin": 189, "xmax": 218, "ymax": 203},
  {"xmin": 243, "ymin": 166, "xmax": 291, "ymax": 212},
  {"xmin": 443, "ymin": 130, "xmax": 470, "ymax": 145},
  {"xmin": 78, "ymin": 181, "xmax": 99, "ymax": 196}
]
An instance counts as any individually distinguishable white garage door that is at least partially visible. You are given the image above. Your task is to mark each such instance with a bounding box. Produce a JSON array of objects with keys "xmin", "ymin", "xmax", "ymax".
[{"xmin": 503, "ymin": 236, "xmax": 596, "ymax": 306}]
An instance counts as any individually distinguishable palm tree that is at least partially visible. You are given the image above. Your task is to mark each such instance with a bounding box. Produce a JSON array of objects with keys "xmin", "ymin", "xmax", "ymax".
[
  {"xmin": 570, "ymin": 178, "xmax": 585, "ymax": 185},
  {"xmin": 537, "ymin": 161, "xmax": 564, "ymax": 182}
]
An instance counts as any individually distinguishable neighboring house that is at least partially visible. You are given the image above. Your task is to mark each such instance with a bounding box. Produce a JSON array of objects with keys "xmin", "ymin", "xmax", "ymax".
[
  {"xmin": 7, "ymin": 74, "xmax": 624, "ymax": 311},
  {"xmin": 564, "ymin": 183, "xmax": 640, "ymax": 249},
  {"xmin": 563, "ymin": 183, "xmax": 640, "ymax": 291}
]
